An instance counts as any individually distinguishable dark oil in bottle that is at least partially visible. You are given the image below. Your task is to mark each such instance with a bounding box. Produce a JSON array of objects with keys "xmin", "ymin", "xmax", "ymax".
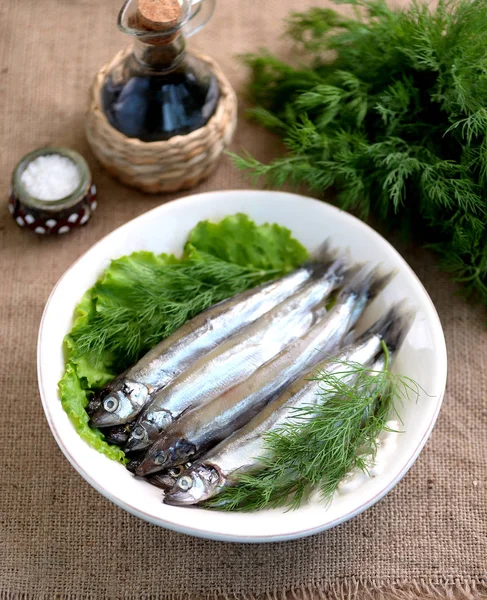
[{"xmin": 102, "ymin": 57, "xmax": 220, "ymax": 142}]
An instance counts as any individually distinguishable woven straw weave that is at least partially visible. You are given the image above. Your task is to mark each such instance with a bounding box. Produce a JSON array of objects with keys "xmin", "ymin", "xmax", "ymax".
[{"xmin": 86, "ymin": 48, "xmax": 237, "ymax": 193}]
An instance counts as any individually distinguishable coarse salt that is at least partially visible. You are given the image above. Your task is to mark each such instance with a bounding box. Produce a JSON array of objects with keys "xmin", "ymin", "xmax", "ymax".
[{"xmin": 20, "ymin": 154, "xmax": 81, "ymax": 201}]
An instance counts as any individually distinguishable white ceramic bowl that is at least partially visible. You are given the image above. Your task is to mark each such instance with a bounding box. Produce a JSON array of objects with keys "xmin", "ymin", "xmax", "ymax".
[{"xmin": 38, "ymin": 190, "xmax": 447, "ymax": 543}]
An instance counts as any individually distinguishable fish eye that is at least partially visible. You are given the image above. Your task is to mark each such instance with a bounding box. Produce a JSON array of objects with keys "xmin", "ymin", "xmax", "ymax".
[
  {"xmin": 177, "ymin": 476, "xmax": 193, "ymax": 491},
  {"xmin": 131, "ymin": 426, "xmax": 146, "ymax": 440},
  {"xmin": 154, "ymin": 451, "xmax": 168, "ymax": 466},
  {"xmin": 104, "ymin": 397, "xmax": 119, "ymax": 413}
]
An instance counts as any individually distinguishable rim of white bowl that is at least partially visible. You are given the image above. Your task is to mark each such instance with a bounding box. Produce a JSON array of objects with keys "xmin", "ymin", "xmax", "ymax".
[{"xmin": 38, "ymin": 190, "xmax": 448, "ymax": 543}]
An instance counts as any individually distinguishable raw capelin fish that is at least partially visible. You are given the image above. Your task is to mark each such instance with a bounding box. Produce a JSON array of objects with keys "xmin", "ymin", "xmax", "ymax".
[
  {"xmin": 136, "ymin": 265, "xmax": 394, "ymax": 476},
  {"xmin": 125, "ymin": 259, "xmax": 347, "ymax": 453},
  {"xmin": 163, "ymin": 306, "xmax": 413, "ymax": 506},
  {"xmin": 88, "ymin": 241, "xmax": 342, "ymax": 429}
]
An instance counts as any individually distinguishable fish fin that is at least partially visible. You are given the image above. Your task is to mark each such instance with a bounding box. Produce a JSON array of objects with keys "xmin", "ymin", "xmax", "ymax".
[
  {"xmin": 325, "ymin": 257, "xmax": 349, "ymax": 282},
  {"xmin": 308, "ymin": 240, "xmax": 346, "ymax": 270},
  {"xmin": 308, "ymin": 239, "xmax": 338, "ymax": 265},
  {"xmin": 365, "ymin": 301, "xmax": 415, "ymax": 353},
  {"xmin": 343, "ymin": 261, "xmax": 365, "ymax": 281},
  {"xmin": 307, "ymin": 240, "xmax": 353, "ymax": 284},
  {"xmin": 338, "ymin": 264, "xmax": 397, "ymax": 302}
]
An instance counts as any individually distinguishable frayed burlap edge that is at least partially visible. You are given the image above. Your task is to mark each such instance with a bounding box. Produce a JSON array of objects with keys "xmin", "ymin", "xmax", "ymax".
[{"xmin": 2, "ymin": 579, "xmax": 487, "ymax": 600}]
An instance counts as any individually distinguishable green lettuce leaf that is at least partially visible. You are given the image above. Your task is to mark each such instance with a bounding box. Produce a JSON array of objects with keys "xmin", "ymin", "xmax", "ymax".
[
  {"xmin": 64, "ymin": 290, "xmax": 116, "ymax": 389},
  {"xmin": 58, "ymin": 364, "xmax": 126, "ymax": 463},
  {"xmin": 186, "ymin": 213, "xmax": 308, "ymax": 271},
  {"xmin": 59, "ymin": 214, "xmax": 309, "ymax": 462}
]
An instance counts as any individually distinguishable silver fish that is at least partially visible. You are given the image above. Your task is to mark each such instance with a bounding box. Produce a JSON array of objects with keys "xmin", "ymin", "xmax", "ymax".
[
  {"xmin": 89, "ymin": 243, "xmax": 340, "ymax": 428},
  {"xmin": 125, "ymin": 261, "xmax": 347, "ymax": 453},
  {"xmin": 164, "ymin": 306, "xmax": 412, "ymax": 506},
  {"xmin": 136, "ymin": 265, "xmax": 393, "ymax": 475}
]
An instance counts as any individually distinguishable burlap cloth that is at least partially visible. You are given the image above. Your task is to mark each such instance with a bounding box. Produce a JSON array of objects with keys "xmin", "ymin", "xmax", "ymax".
[{"xmin": 0, "ymin": 1, "xmax": 486, "ymax": 598}]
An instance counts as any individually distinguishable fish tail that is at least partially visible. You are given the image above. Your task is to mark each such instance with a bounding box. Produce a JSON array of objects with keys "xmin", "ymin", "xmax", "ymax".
[
  {"xmin": 308, "ymin": 239, "xmax": 338, "ymax": 265},
  {"xmin": 367, "ymin": 302, "xmax": 414, "ymax": 353},
  {"xmin": 307, "ymin": 240, "xmax": 350, "ymax": 280},
  {"xmin": 339, "ymin": 264, "xmax": 396, "ymax": 303}
]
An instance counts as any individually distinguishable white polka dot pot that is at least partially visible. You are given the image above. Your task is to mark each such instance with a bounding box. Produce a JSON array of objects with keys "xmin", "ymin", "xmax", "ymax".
[{"xmin": 9, "ymin": 147, "xmax": 97, "ymax": 236}]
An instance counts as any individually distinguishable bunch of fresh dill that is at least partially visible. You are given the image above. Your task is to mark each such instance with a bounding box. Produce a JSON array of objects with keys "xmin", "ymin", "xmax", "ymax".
[
  {"xmin": 234, "ymin": 0, "xmax": 487, "ymax": 303},
  {"xmin": 206, "ymin": 348, "xmax": 419, "ymax": 511}
]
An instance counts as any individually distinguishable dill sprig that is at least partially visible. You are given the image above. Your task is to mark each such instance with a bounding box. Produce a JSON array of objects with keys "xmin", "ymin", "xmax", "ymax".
[
  {"xmin": 234, "ymin": 0, "xmax": 487, "ymax": 306},
  {"xmin": 69, "ymin": 250, "xmax": 278, "ymax": 371},
  {"xmin": 206, "ymin": 347, "xmax": 420, "ymax": 512},
  {"xmin": 66, "ymin": 213, "xmax": 308, "ymax": 376}
]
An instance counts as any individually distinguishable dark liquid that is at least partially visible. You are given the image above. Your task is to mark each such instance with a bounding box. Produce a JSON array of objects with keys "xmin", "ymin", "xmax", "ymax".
[{"xmin": 102, "ymin": 65, "xmax": 220, "ymax": 142}]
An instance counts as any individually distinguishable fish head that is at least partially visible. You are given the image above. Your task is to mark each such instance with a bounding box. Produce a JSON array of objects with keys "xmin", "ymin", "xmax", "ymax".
[
  {"xmin": 135, "ymin": 436, "xmax": 196, "ymax": 476},
  {"xmin": 164, "ymin": 465, "xmax": 222, "ymax": 506},
  {"xmin": 89, "ymin": 381, "xmax": 150, "ymax": 428},
  {"xmin": 124, "ymin": 412, "xmax": 171, "ymax": 453},
  {"xmin": 85, "ymin": 397, "xmax": 102, "ymax": 418},
  {"xmin": 103, "ymin": 424, "xmax": 132, "ymax": 447},
  {"xmin": 147, "ymin": 464, "xmax": 188, "ymax": 491}
]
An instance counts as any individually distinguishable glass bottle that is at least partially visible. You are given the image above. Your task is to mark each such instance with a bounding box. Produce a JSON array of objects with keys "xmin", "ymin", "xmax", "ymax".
[{"xmin": 102, "ymin": 0, "xmax": 220, "ymax": 143}]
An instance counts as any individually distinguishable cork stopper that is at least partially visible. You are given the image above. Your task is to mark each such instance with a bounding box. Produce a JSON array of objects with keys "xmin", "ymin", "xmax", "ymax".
[{"xmin": 137, "ymin": 0, "xmax": 182, "ymax": 32}]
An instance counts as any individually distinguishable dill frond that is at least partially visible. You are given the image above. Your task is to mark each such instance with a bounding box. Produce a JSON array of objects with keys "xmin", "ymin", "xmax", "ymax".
[
  {"xmin": 206, "ymin": 353, "xmax": 421, "ymax": 512},
  {"xmin": 236, "ymin": 0, "xmax": 487, "ymax": 306},
  {"xmin": 66, "ymin": 214, "xmax": 309, "ymax": 380},
  {"xmin": 69, "ymin": 253, "xmax": 286, "ymax": 372}
]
